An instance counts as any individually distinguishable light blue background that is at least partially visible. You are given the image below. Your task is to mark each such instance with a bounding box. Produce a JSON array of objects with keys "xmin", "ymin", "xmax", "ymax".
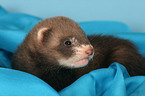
[{"xmin": 0, "ymin": 0, "xmax": 145, "ymax": 32}]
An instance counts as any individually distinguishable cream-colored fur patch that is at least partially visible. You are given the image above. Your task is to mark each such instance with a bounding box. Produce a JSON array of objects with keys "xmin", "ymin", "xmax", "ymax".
[{"xmin": 58, "ymin": 44, "xmax": 94, "ymax": 68}]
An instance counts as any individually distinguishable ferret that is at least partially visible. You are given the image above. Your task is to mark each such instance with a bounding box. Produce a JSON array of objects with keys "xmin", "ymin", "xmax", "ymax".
[{"xmin": 12, "ymin": 16, "xmax": 145, "ymax": 91}]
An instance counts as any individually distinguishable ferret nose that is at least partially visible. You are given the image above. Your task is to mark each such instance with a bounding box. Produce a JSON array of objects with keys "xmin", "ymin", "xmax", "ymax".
[{"xmin": 85, "ymin": 48, "xmax": 94, "ymax": 56}]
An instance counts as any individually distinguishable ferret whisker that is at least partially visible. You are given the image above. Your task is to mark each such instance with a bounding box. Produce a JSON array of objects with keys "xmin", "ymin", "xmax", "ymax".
[
  {"xmin": 56, "ymin": 66, "xmax": 62, "ymax": 74},
  {"xmin": 87, "ymin": 35, "xmax": 97, "ymax": 42},
  {"xmin": 92, "ymin": 55, "xmax": 96, "ymax": 65}
]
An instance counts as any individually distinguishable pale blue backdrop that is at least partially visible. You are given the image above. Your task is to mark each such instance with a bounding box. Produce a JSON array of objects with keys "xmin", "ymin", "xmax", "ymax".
[{"xmin": 0, "ymin": 0, "xmax": 145, "ymax": 32}]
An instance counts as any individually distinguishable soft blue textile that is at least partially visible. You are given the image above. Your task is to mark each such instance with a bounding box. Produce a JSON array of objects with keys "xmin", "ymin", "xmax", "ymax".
[
  {"xmin": 0, "ymin": 67, "xmax": 59, "ymax": 96},
  {"xmin": 60, "ymin": 63, "xmax": 145, "ymax": 96},
  {"xmin": 0, "ymin": 6, "xmax": 145, "ymax": 96},
  {"xmin": 79, "ymin": 21, "xmax": 131, "ymax": 34}
]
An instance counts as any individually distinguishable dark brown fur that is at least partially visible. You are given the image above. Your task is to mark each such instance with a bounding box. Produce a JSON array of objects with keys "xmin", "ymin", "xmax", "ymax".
[
  {"xmin": 75, "ymin": 35, "xmax": 145, "ymax": 78},
  {"xmin": 12, "ymin": 16, "xmax": 90, "ymax": 91},
  {"xmin": 12, "ymin": 16, "xmax": 145, "ymax": 91}
]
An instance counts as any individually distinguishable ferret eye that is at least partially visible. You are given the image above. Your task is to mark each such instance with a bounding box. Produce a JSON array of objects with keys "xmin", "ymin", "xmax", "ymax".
[{"xmin": 64, "ymin": 40, "xmax": 72, "ymax": 47}]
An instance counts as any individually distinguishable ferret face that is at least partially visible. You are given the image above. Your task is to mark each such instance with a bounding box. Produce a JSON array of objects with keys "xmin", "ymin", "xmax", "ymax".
[
  {"xmin": 34, "ymin": 16, "xmax": 94, "ymax": 68},
  {"xmin": 56, "ymin": 36, "xmax": 94, "ymax": 68}
]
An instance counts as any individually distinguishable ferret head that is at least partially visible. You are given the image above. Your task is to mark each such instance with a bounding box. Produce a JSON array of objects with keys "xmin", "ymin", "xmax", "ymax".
[{"xmin": 30, "ymin": 16, "xmax": 94, "ymax": 68}]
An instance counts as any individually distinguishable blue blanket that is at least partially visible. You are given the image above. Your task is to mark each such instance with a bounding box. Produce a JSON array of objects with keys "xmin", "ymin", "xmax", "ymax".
[{"xmin": 0, "ymin": 6, "xmax": 145, "ymax": 96}]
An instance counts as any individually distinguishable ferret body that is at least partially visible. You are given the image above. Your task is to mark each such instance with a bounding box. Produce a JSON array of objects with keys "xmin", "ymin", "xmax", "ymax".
[{"xmin": 12, "ymin": 16, "xmax": 145, "ymax": 91}]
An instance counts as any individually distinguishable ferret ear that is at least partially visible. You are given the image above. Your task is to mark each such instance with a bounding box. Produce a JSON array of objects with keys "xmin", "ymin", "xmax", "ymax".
[{"xmin": 37, "ymin": 27, "xmax": 52, "ymax": 44}]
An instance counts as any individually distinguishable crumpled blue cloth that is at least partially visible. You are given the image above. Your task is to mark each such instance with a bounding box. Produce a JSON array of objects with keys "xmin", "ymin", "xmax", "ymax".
[
  {"xmin": 60, "ymin": 63, "xmax": 145, "ymax": 96},
  {"xmin": 0, "ymin": 6, "xmax": 145, "ymax": 96}
]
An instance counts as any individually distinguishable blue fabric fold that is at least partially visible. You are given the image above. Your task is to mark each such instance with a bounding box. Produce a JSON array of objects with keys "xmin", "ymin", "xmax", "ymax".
[
  {"xmin": 0, "ymin": 67, "xmax": 59, "ymax": 96},
  {"xmin": 60, "ymin": 63, "xmax": 145, "ymax": 96},
  {"xmin": 79, "ymin": 21, "xmax": 132, "ymax": 34},
  {"xmin": 0, "ymin": 6, "xmax": 8, "ymax": 16},
  {"xmin": 0, "ymin": 6, "xmax": 145, "ymax": 96}
]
